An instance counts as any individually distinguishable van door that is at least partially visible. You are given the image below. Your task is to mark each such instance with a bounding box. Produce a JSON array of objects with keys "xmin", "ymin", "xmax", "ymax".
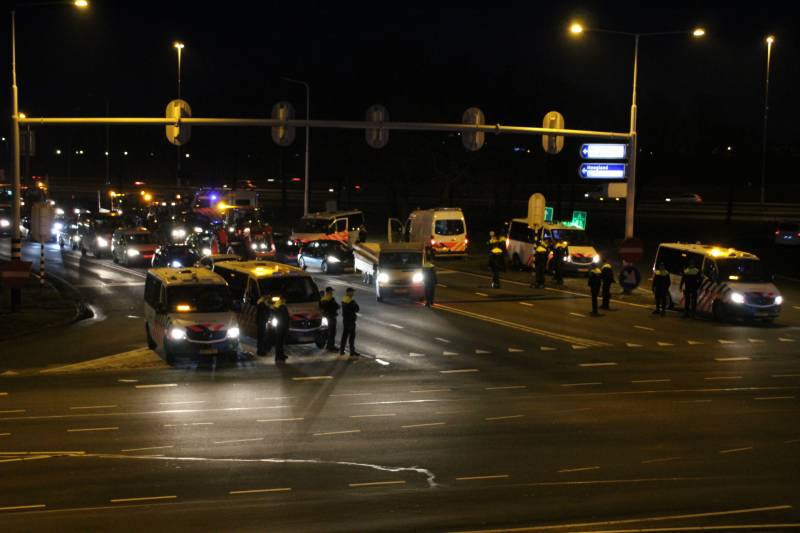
[
  {"xmin": 387, "ymin": 218, "xmax": 404, "ymax": 243},
  {"xmin": 240, "ymin": 277, "xmax": 260, "ymax": 338},
  {"xmin": 153, "ymin": 284, "xmax": 168, "ymax": 347},
  {"xmin": 330, "ymin": 218, "xmax": 348, "ymax": 243}
]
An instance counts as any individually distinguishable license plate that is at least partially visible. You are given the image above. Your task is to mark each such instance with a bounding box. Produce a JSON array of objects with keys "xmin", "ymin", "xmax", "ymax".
[
  {"xmin": 394, "ymin": 288, "xmax": 408, "ymax": 294},
  {"xmin": 755, "ymin": 311, "xmax": 769, "ymax": 317},
  {"xmin": 199, "ymin": 348, "xmax": 217, "ymax": 355}
]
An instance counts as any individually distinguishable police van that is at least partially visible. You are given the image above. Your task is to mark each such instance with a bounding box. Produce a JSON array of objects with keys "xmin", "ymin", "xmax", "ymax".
[
  {"xmin": 389, "ymin": 207, "xmax": 468, "ymax": 257},
  {"xmin": 290, "ymin": 210, "xmax": 365, "ymax": 245},
  {"xmin": 653, "ymin": 243, "xmax": 783, "ymax": 321},
  {"xmin": 210, "ymin": 260, "xmax": 327, "ymax": 347},
  {"xmin": 505, "ymin": 219, "xmax": 600, "ymax": 273},
  {"xmin": 144, "ymin": 268, "xmax": 240, "ymax": 364}
]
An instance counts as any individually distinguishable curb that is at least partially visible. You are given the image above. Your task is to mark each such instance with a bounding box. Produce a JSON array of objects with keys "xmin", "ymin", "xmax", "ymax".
[{"xmin": 44, "ymin": 272, "xmax": 94, "ymax": 323}]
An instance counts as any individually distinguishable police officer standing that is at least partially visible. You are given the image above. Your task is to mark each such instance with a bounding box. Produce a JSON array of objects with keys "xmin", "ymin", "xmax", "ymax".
[
  {"xmin": 680, "ymin": 260, "xmax": 701, "ymax": 318},
  {"xmin": 552, "ymin": 240, "xmax": 568, "ymax": 285},
  {"xmin": 588, "ymin": 264, "xmax": 602, "ymax": 315},
  {"xmin": 269, "ymin": 294, "xmax": 291, "ymax": 362},
  {"xmin": 532, "ymin": 241, "xmax": 548, "ymax": 288},
  {"xmin": 340, "ymin": 287, "xmax": 360, "ymax": 357},
  {"xmin": 652, "ymin": 262, "xmax": 671, "ymax": 316},
  {"xmin": 319, "ymin": 287, "xmax": 339, "ymax": 351},
  {"xmin": 487, "ymin": 231, "xmax": 505, "ymax": 289},
  {"xmin": 601, "ymin": 261, "xmax": 615, "ymax": 310},
  {"xmin": 255, "ymin": 293, "xmax": 272, "ymax": 357},
  {"xmin": 423, "ymin": 262, "xmax": 437, "ymax": 308}
]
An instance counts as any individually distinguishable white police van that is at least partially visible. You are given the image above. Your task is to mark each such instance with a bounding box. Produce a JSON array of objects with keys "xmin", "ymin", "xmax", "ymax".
[{"xmin": 505, "ymin": 219, "xmax": 600, "ymax": 273}]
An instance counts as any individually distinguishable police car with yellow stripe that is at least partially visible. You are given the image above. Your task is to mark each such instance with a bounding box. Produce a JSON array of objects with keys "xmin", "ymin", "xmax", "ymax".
[{"xmin": 653, "ymin": 243, "xmax": 783, "ymax": 322}]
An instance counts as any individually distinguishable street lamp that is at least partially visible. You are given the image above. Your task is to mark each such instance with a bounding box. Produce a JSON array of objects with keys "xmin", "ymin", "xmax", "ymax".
[
  {"xmin": 760, "ymin": 35, "xmax": 775, "ymax": 204},
  {"xmin": 569, "ymin": 21, "xmax": 705, "ymax": 239},
  {"xmin": 281, "ymin": 76, "xmax": 311, "ymax": 215},
  {"xmin": 173, "ymin": 41, "xmax": 185, "ymax": 186}
]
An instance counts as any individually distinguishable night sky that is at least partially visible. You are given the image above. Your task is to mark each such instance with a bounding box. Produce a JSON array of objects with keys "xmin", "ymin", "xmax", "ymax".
[{"xmin": 1, "ymin": 1, "xmax": 797, "ymax": 192}]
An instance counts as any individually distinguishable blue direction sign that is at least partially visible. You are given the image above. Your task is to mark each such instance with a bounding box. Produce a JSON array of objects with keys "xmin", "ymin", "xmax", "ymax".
[
  {"xmin": 579, "ymin": 163, "xmax": 627, "ymax": 180},
  {"xmin": 580, "ymin": 143, "xmax": 627, "ymax": 160}
]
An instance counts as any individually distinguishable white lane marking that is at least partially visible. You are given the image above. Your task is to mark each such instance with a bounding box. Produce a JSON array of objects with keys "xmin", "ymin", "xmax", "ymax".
[
  {"xmin": 257, "ymin": 418, "xmax": 304, "ymax": 423},
  {"xmin": 117, "ymin": 379, "xmax": 138, "ymax": 383},
  {"xmin": 754, "ymin": 396, "xmax": 795, "ymax": 401},
  {"xmin": 126, "ymin": 315, "xmax": 141, "ymax": 319},
  {"xmin": 0, "ymin": 504, "xmax": 46, "ymax": 511},
  {"xmin": 214, "ymin": 438, "xmax": 264, "ymax": 444},
  {"xmin": 254, "ymin": 396, "xmax": 294, "ymax": 401},
  {"xmin": 773, "ymin": 374, "xmax": 800, "ymax": 378},
  {"xmin": 561, "ymin": 382, "xmax": 602, "ymax": 387},
  {"xmin": 641, "ymin": 456, "xmax": 682, "ymax": 464},
  {"xmin": 435, "ymin": 337, "xmax": 451, "ymax": 343},
  {"xmin": 475, "ymin": 292, "xmax": 489, "ymax": 297},
  {"xmin": 657, "ymin": 342, "xmax": 674, "ymax": 347},
  {"xmin": 69, "ymin": 405, "xmax": 117, "ymax": 410},
  {"xmin": 389, "ymin": 324, "xmax": 404, "ymax": 329},
  {"xmin": 190, "ymin": 422, "xmax": 213, "ymax": 426},
  {"xmin": 632, "ymin": 379, "xmax": 671, "ymax": 384},
  {"xmin": 571, "ymin": 345, "xmax": 589, "ymax": 350},
  {"xmin": 121, "ymin": 446, "xmax": 174, "ymax": 453},
  {"xmin": 409, "ymin": 353, "xmax": 426, "ymax": 357},
  {"xmin": 716, "ymin": 357, "xmax": 751, "ymax": 362},
  {"xmin": 558, "ymin": 466, "xmax": 600, "ymax": 473},
  {"xmin": 313, "ymin": 430, "xmax": 361, "ymax": 436},
  {"xmin": 705, "ymin": 376, "xmax": 743, "ymax": 381},
  {"xmin": 519, "ymin": 302, "xmax": 534, "ymax": 307},
  {"xmin": 634, "ymin": 325, "xmax": 655, "ymax": 331},
  {"xmin": 456, "ymin": 475, "xmax": 509, "ymax": 481},
  {"xmin": 349, "ymin": 413, "xmax": 396, "ymax": 419},
  {"xmin": 351, "ymin": 399, "xmax": 450, "ymax": 406},
  {"xmin": 719, "ymin": 447, "xmax": 753, "ymax": 454},
  {"xmin": 375, "ymin": 359, "xmax": 391, "ymax": 366},
  {"xmin": 440, "ymin": 369, "xmax": 479, "ymax": 374},
  {"xmin": 785, "ymin": 439, "xmax": 800, "ymax": 444},
  {"xmin": 475, "ymin": 349, "xmax": 491, "ymax": 354},
  {"xmin": 748, "ymin": 339, "xmax": 766, "ymax": 343},
  {"xmin": 718, "ymin": 339, "xmax": 737, "ymax": 344},
  {"xmin": 541, "ymin": 346, "xmax": 557, "ymax": 351},
  {"xmin": 508, "ymin": 348, "xmax": 524, "ymax": 353},
  {"xmin": 329, "ymin": 393, "xmax": 371, "ymax": 398},
  {"xmin": 292, "ymin": 376, "xmax": 333, "ymax": 381},
  {"xmin": 442, "ymin": 352, "xmax": 460, "ymax": 356},
  {"xmin": 569, "ymin": 312, "xmax": 586, "ymax": 318},
  {"xmin": 485, "ymin": 415, "xmax": 524, "ymax": 421},
  {"xmin": 111, "ymin": 495, "xmax": 176, "ymax": 504},
  {"xmin": 779, "ymin": 338, "xmax": 796, "ymax": 342},
  {"xmin": 436, "ymin": 283, "xmax": 448, "ymax": 288},
  {"xmin": 675, "ymin": 399, "xmax": 712, "ymax": 404},
  {"xmin": 230, "ymin": 487, "xmax": 291, "ymax": 495},
  {"xmin": 0, "ymin": 392, "xmax": 7, "ymax": 396},
  {"xmin": 349, "ymin": 480, "xmax": 406, "ymax": 488},
  {"xmin": 0, "ymin": 410, "xmax": 26, "ymax": 414},
  {"xmin": 688, "ymin": 340, "xmax": 704, "ymax": 345},
  {"xmin": 626, "ymin": 343, "xmax": 643, "ymax": 348},
  {"xmin": 401, "ymin": 422, "xmax": 446, "ymax": 429},
  {"xmin": 0, "ymin": 433, "xmax": 10, "ymax": 437},
  {"xmin": 159, "ymin": 401, "xmax": 206, "ymax": 406},
  {"xmin": 410, "ymin": 389, "xmax": 451, "ymax": 393},
  {"xmin": 484, "ymin": 385, "xmax": 527, "ymax": 391},
  {"xmin": 67, "ymin": 427, "xmax": 119, "ymax": 433},
  {"xmin": 579, "ymin": 362, "xmax": 617, "ymax": 367},
  {"xmin": 135, "ymin": 384, "xmax": 177, "ymax": 389}
]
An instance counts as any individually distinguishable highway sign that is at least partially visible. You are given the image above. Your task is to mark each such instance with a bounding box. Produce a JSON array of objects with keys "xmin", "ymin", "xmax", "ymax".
[
  {"xmin": 165, "ymin": 99, "xmax": 192, "ymax": 146},
  {"xmin": 461, "ymin": 107, "xmax": 485, "ymax": 151},
  {"xmin": 541, "ymin": 111, "xmax": 564, "ymax": 154},
  {"xmin": 365, "ymin": 104, "xmax": 390, "ymax": 149},
  {"xmin": 580, "ymin": 143, "xmax": 627, "ymax": 160},
  {"xmin": 619, "ymin": 237, "xmax": 644, "ymax": 263},
  {"xmin": 569, "ymin": 210, "xmax": 587, "ymax": 230},
  {"xmin": 579, "ymin": 163, "xmax": 626, "ymax": 180},
  {"xmin": 544, "ymin": 206, "xmax": 554, "ymax": 223},
  {"xmin": 271, "ymin": 101, "xmax": 296, "ymax": 147}
]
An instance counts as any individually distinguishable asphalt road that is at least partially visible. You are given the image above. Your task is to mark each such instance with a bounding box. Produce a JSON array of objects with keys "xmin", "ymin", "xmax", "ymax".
[{"xmin": 1, "ymin": 241, "xmax": 800, "ymax": 532}]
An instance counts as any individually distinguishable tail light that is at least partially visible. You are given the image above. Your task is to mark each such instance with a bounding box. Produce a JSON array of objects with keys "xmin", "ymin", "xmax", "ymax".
[
  {"xmin": 775, "ymin": 230, "xmax": 780, "ymax": 236},
  {"xmin": 430, "ymin": 238, "xmax": 436, "ymax": 246},
  {"xmin": 464, "ymin": 238, "xmax": 469, "ymax": 245}
]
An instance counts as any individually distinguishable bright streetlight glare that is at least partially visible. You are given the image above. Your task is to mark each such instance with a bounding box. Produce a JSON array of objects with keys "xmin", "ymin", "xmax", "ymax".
[
  {"xmin": 766, "ymin": 35, "xmax": 775, "ymax": 44},
  {"xmin": 74, "ymin": 0, "xmax": 89, "ymax": 8},
  {"xmin": 692, "ymin": 28, "xmax": 706, "ymax": 37},
  {"xmin": 569, "ymin": 22, "xmax": 584, "ymax": 35},
  {"xmin": 174, "ymin": 41, "xmax": 185, "ymax": 49}
]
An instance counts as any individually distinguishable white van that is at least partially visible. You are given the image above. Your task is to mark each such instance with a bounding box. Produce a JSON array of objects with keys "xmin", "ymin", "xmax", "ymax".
[
  {"xmin": 653, "ymin": 243, "xmax": 783, "ymax": 321},
  {"xmin": 290, "ymin": 210, "xmax": 365, "ymax": 245},
  {"xmin": 505, "ymin": 219, "xmax": 600, "ymax": 273},
  {"xmin": 144, "ymin": 268, "xmax": 240, "ymax": 364},
  {"xmin": 390, "ymin": 208, "xmax": 468, "ymax": 257}
]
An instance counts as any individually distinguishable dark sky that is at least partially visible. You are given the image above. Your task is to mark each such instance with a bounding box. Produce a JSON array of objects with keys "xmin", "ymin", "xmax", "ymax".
[{"xmin": 2, "ymin": 1, "xmax": 798, "ymax": 186}]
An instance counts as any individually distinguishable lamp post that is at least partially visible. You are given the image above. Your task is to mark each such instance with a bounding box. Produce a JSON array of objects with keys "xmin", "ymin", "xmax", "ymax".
[
  {"xmin": 760, "ymin": 35, "xmax": 774, "ymax": 204},
  {"xmin": 569, "ymin": 23, "xmax": 705, "ymax": 239},
  {"xmin": 174, "ymin": 41, "xmax": 184, "ymax": 187},
  {"xmin": 281, "ymin": 76, "xmax": 310, "ymax": 215}
]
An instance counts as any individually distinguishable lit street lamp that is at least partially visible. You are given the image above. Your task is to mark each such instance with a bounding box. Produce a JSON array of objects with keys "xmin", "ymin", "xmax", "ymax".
[
  {"xmin": 760, "ymin": 35, "xmax": 774, "ymax": 204},
  {"xmin": 281, "ymin": 76, "xmax": 311, "ymax": 216},
  {"xmin": 569, "ymin": 21, "xmax": 705, "ymax": 239}
]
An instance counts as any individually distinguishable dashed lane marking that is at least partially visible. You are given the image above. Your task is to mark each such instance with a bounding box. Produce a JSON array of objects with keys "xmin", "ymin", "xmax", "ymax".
[
  {"xmin": 118, "ymin": 379, "xmax": 138, "ymax": 383},
  {"xmin": 485, "ymin": 386, "xmax": 527, "ymax": 391},
  {"xmin": 410, "ymin": 389, "xmax": 451, "ymax": 393},
  {"xmin": 292, "ymin": 376, "xmax": 333, "ymax": 381},
  {"xmin": 561, "ymin": 382, "xmax": 602, "ymax": 387},
  {"xmin": 571, "ymin": 345, "xmax": 589, "ymax": 350},
  {"xmin": 634, "ymin": 325, "xmax": 655, "ymax": 331},
  {"xmin": 0, "ymin": 504, "xmax": 46, "ymax": 512},
  {"xmin": 0, "ymin": 433, "xmax": 10, "ymax": 437},
  {"xmin": 641, "ymin": 456, "xmax": 682, "ymax": 464},
  {"xmin": 443, "ymin": 351, "xmax": 460, "ymax": 356},
  {"xmin": 519, "ymin": 302, "xmax": 534, "ymax": 307},
  {"xmin": 475, "ymin": 350, "xmax": 491, "ymax": 354},
  {"xmin": 785, "ymin": 439, "xmax": 800, "ymax": 444},
  {"xmin": 401, "ymin": 422, "xmax": 446, "ymax": 429},
  {"xmin": 409, "ymin": 353, "xmax": 426, "ymax": 357},
  {"xmin": 349, "ymin": 480, "xmax": 406, "ymax": 488},
  {"xmin": 456, "ymin": 475, "xmax": 509, "ymax": 481},
  {"xmin": 508, "ymin": 348, "xmax": 524, "ymax": 353},
  {"xmin": 313, "ymin": 430, "xmax": 361, "ymax": 437},
  {"xmin": 230, "ymin": 488, "xmax": 291, "ymax": 495},
  {"xmin": 749, "ymin": 339, "xmax": 766, "ymax": 343},
  {"xmin": 435, "ymin": 337, "xmax": 451, "ymax": 343},
  {"xmin": 67, "ymin": 427, "xmax": 118, "ymax": 433},
  {"xmin": 0, "ymin": 392, "xmax": 7, "ymax": 396},
  {"xmin": 773, "ymin": 374, "xmax": 800, "ymax": 378},
  {"xmin": 754, "ymin": 396, "xmax": 795, "ymax": 401},
  {"xmin": 257, "ymin": 418, "xmax": 304, "ymax": 423},
  {"xmin": 69, "ymin": 405, "xmax": 117, "ymax": 410},
  {"xmin": 329, "ymin": 393, "xmax": 370, "ymax": 398},
  {"xmin": 718, "ymin": 339, "xmax": 737, "ymax": 344},
  {"xmin": 375, "ymin": 359, "xmax": 391, "ymax": 366},
  {"xmin": 440, "ymin": 369, "xmax": 479, "ymax": 374},
  {"xmin": 631, "ymin": 379, "xmax": 671, "ymax": 384},
  {"xmin": 541, "ymin": 346, "xmax": 556, "ymax": 351},
  {"xmin": 485, "ymin": 415, "xmax": 524, "ymax": 421},
  {"xmin": 675, "ymin": 399, "xmax": 712, "ymax": 404},
  {"xmin": 657, "ymin": 342, "xmax": 674, "ymax": 347},
  {"xmin": 121, "ymin": 446, "xmax": 173, "ymax": 453},
  {"xmin": 214, "ymin": 438, "xmax": 264, "ymax": 444},
  {"xmin": 436, "ymin": 283, "xmax": 448, "ymax": 288},
  {"xmin": 779, "ymin": 338, "xmax": 796, "ymax": 342},
  {"xmin": 475, "ymin": 292, "xmax": 489, "ymax": 297},
  {"xmin": 349, "ymin": 413, "xmax": 396, "ymax": 418},
  {"xmin": 569, "ymin": 312, "xmax": 586, "ymax": 318},
  {"xmin": 135, "ymin": 384, "xmax": 177, "ymax": 389},
  {"xmin": 0, "ymin": 410, "xmax": 26, "ymax": 414},
  {"xmin": 705, "ymin": 376, "xmax": 743, "ymax": 381},
  {"xmin": 558, "ymin": 466, "xmax": 600, "ymax": 473},
  {"xmin": 626, "ymin": 343, "xmax": 643, "ymax": 348},
  {"xmin": 389, "ymin": 324, "xmax": 404, "ymax": 329},
  {"xmin": 688, "ymin": 340, "xmax": 704, "ymax": 345},
  {"xmin": 111, "ymin": 495, "xmax": 176, "ymax": 504},
  {"xmin": 715, "ymin": 357, "xmax": 751, "ymax": 362},
  {"xmin": 159, "ymin": 401, "xmax": 206, "ymax": 406},
  {"xmin": 719, "ymin": 447, "xmax": 753, "ymax": 454},
  {"xmin": 579, "ymin": 362, "xmax": 617, "ymax": 367}
]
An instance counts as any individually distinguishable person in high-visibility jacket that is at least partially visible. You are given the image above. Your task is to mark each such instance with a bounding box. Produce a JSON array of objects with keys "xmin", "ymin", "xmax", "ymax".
[
  {"xmin": 532, "ymin": 241, "xmax": 548, "ymax": 288},
  {"xmin": 319, "ymin": 287, "xmax": 339, "ymax": 351},
  {"xmin": 487, "ymin": 231, "xmax": 505, "ymax": 289},
  {"xmin": 601, "ymin": 262, "xmax": 615, "ymax": 310},
  {"xmin": 680, "ymin": 260, "xmax": 701, "ymax": 318},
  {"xmin": 652, "ymin": 262, "xmax": 671, "ymax": 316},
  {"xmin": 552, "ymin": 240, "xmax": 569, "ymax": 285},
  {"xmin": 588, "ymin": 265, "xmax": 602, "ymax": 315},
  {"xmin": 268, "ymin": 294, "xmax": 291, "ymax": 362}
]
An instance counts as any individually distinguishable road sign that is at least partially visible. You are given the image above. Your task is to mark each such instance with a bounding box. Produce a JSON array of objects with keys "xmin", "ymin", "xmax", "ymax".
[
  {"xmin": 541, "ymin": 111, "xmax": 564, "ymax": 155},
  {"xmin": 271, "ymin": 101, "xmax": 296, "ymax": 147},
  {"xmin": 544, "ymin": 206, "xmax": 554, "ymax": 223},
  {"xmin": 580, "ymin": 143, "xmax": 627, "ymax": 160},
  {"xmin": 579, "ymin": 163, "xmax": 627, "ymax": 180},
  {"xmin": 569, "ymin": 210, "xmax": 587, "ymax": 230},
  {"xmin": 365, "ymin": 104, "xmax": 390, "ymax": 149},
  {"xmin": 165, "ymin": 99, "xmax": 192, "ymax": 146},
  {"xmin": 527, "ymin": 193, "xmax": 546, "ymax": 229},
  {"xmin": 461, "ymin": 107, "xmax": 485, "ymax": 151},
  {"xmin": 619, "ymin": 237, "xmax": 644, "ymax": 263},
  {"xmin": 619, "ymin": 264, "xmax": 642, "ymax": 293}
]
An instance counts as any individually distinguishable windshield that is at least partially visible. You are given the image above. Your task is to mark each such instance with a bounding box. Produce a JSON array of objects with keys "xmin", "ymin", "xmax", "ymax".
[
  {"xmin": 551, "ymin": 229, "xmax": 592, "ymax": 246},
  {"xmin": 381, "ymin": 252, "xmax": 422, "ymax": 268},
  {"xmin": 296, "ymin": 218, "xmax": 331, "ymax": 233},
  {"xmin": 127, "ymin": 233, "xmax": 156, "ymax": 244},
  {"xmin": 434, "ymin": 219, "xmax": 465, "ymax": 236},
  {"xmin": 258, "ymin": 277, "xmax": 319, "ymax": 303},
  {"xmin": 717, "ymin": 259, "xmax": 772, "ymax": 283},
  {"xmin": 166, "ymin": 285, "xmax": 232, "ymax": 313},
  {"xmin": 319, "ymin": 241, "xmax": 351, "ymax": 255}
]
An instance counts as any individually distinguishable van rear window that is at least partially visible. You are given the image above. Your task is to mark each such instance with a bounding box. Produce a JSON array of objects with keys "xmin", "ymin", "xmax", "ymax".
[
  {"xmin": 434, "ymin": 219, "xmax": 464, "ymax": 236},
  {"xmin": 166, "ymin": 286, "xmax": 232, "ymax": 313},
  {"xmin": 258, "ymin": 277, "xmax": 319, "ymax": 303}
]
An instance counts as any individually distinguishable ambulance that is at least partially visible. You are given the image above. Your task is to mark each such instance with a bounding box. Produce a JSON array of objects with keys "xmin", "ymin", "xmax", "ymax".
[
  {"xmin": 653, "ymin": 243, "xmax": 783, "ymax": 321},
  {"xmin": 290, "ymin": 210, "xmax": 365, "ymax": 245},
  {"xmin": 390, "ymin": 207, "xmax": 468, "ymax": 257}
]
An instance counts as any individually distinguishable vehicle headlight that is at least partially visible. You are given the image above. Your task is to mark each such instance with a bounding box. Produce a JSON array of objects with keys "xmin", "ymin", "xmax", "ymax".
[
  {"xmin": 251, "ymin": 243, "xmax": 258, "ymax": 250},
  {"xmin": 227, "ymin": 327, "xmax": 240, "ymax": 339},
  {"xmin": 172, "ymin": 228, "xmax": 186, "ymax": 239},
  {"xmin": 193, "ymin": 226, "xmax": 203, "ymax": 234},
  {"xmin": 74, "ymin": 235, "xmax": 81, "ymax": 242},
  {"xmin": 565, "ymin": 255, "xmax": 572, "ymax": 263},
  {"xmin": 96, "ymin": 236, "xmax": 108, "ymax": 247},
  {"xmin": 592, "ymin": 254, "xmax": 601, "ymax": 263},
  {"xmin": 170, "ymin": 260, "xmax": 183, "ymax": 268},
  {"xmin": 127, "ymin": 249, "xmax": 140, "ymax": 257},
  {"xmin": 202, "ymin": 247, "xmax": 212, "ymax": 256},
  {"xmin": 286, "ymin": 240, "xmax": 293, "ymax": 246},
  {"xmin": 270, "ymin": 317, "xmax": 278, "ymax": 328},
  {"xmin": 377, "ymin": 272, "xmax": 390, "ymax": 284},
  {"xmin": 412, "ymin": 271, "xmax": 424, "ymax": 283},
  {"xmin": 53, "ymin": 222, "xmax": 63, "ymax": 233},
  {"xmin": 259, "ymin": 243, "xmax": 268, "ymax": 250},
  {"xmin": 170, "ymin": 328, "xmax": 186, "ymax": 340},
  {"xmin": 228, "ymin": 226, "xmax": 235, "ymax": 233},
  {"xmin": 321, "ymin": 317, "xmax": 329, "ymax": 327},
  {"xmin": 326, "ymin": 255, "xmax": 341, "ymax": 263},
  {"xmin": 730, "ymin": 292, "xmax": 745, "ymax": 304},
  {"xmin": 775, "ymin": 295, "xmax": 783, "ymax": 305},
  {"xmin": 0, "ymin": 219, "xmax": 10, "ymax": 228}
]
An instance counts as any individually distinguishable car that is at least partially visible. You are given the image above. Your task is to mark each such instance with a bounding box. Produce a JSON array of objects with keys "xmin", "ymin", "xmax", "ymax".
[
  {"xmin": 151, "ymin": 244, "xmax": 200, "ymax": 269},
  {"xmin": 774, "ymin": 221, "xmax": 800, "ymax": 246},
  {"xmin": 297, "ymin": 240, "xmax": 355, "ymax": 274},
  {"xmin": 272, "ymin": 233, "xmax": 301, "ymax": 265},
  {"xmin": 112, "ymin": 227, "xmax": 159, "ymax": 266},
  {"xmin": 57, "ymin": 217, "xmax": 81, "ymax": 250},
  {"xmin": 78, "ymin": 212, "xmax": 124, "ymax": 258},
  {"xmin": 665, "ymin": 193, "xmax": 703, "ymax": 204}
]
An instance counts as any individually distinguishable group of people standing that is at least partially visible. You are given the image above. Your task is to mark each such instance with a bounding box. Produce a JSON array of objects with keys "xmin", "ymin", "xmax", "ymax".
[
  {"xmin": 319, "ymin": 286, "xmax": 361, "ymax": 356},
  {"xmin": 486, "ymin": 231, "xmax": 570, "ymax": 290}
]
